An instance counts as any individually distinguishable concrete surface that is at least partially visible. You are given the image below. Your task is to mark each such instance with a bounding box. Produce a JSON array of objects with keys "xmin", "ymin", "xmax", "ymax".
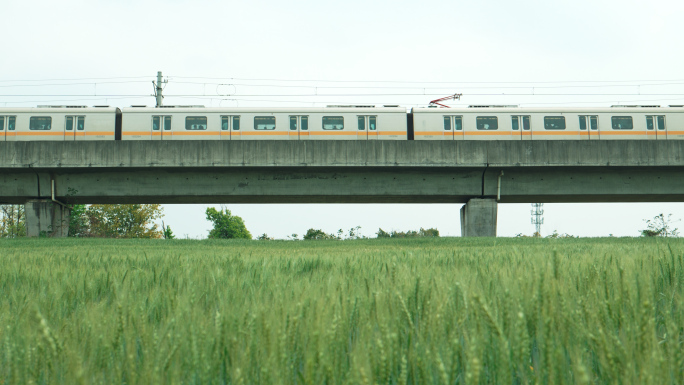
[
  {"xmin": 460, "ymin": 198, "xmax": 498, "ymax": 237},
  {"xmin": 2, "ymin": 140, "xmax": 684, "ymax": 237},
  {"xmin": 25, "ymin": 200, "xmax": 70, "ymax": 237},
  {"xmin": 2, "ymin": 140, "xmax": 684, "ymax": 168}
]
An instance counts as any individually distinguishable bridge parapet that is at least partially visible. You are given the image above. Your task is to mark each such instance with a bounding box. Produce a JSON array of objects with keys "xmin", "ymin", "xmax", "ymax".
[{"xmin": 1, "ymin": 140, "xmax": 683, "ymax": 169}]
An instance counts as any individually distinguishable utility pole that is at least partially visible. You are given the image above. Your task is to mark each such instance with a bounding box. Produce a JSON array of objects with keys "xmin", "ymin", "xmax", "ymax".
[
  {"xmin": 153, "ymin": 71, "xmax": 167, "ymax": 107},
  {"xmin": 531, "ymin": 203, "xmax": 544, "ymax": 236}
]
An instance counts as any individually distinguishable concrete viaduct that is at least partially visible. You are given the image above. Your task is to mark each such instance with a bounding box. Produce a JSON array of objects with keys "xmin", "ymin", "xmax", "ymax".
[{"xmin": 2, "ymin": 140, "xmax": 684, "ymax": 237}]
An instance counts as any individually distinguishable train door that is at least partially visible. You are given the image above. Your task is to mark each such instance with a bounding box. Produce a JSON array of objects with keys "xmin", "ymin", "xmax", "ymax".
[
  {"xmin": 357, "ymin": 115, "xmax": 378, "ymax": 140},
  {"xmin": 1, "ymin": 116, "xmax": 16, "ymax": 141},
  {"xmin": 289, "ymin": 116, "xmax": 309, "ymax": 140},
  {"xmin": 65, "ymin": 116, "xmax": 85, "ymax": 141},
  {"xmin": 221, "ymin": 115, "xmax": 241, "ymax": 140},
  {"xmin": 442, "ymin": 116, "xmax": 463, "ymax": 140},
  {"xmin": 646, "ymin": 115, "xmax": 666, "ymax": 140},
  {"xmin": 152, "ymin": 115, "xmax": 171, "ymax": 140},
  {"xmin": 578, "ymin": 115, "xmax": 598, "ymax": 140},
  {"xmin": 511, "ymin": 115, "xmax": 530, "ymax": 140}
]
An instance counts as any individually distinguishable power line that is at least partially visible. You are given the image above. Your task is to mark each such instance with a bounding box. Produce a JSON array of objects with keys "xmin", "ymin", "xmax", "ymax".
[
  {"xmin": 0, "ymin": 80, "xmax": 150, "ymax": 88},
  {"xmin": 4, "ymin": 93, "xmax": 684, "ymax": 98},
  {"xmin": 0, "ymin": 76, "xmax": 150, "ymax": 83},
  {"xmin": 170, "ymin": 75, "xmax": 684, "ymax": 85},
  {"xmin": 169, "ymin": 81, "xmax": 684, "ymax": 90}
]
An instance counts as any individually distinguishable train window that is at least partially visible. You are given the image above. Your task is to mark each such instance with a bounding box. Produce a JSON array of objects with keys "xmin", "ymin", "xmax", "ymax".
[
  {"xmin": 444, "ymin": 116, "xmax": 463, "ymax": 130},
  {"xmin": 544, "ymin": 116, "xmax": 566, "ymax": 130},
  {"xmin": 358, "ymin": 116, "xmax": 377, "ymax": 131},
  {"xmin": 289, "ymin": 116, "xmax": 308, "ymax": 131},
  {"xmin": 1, "ymin": 116, "xmax": 18, "ymax": 131},
  {"xmin": 511, "ymin": 116, "xmax": 530, "ymax": 131},
  {"xmin": 322, "ymin": 116, "xmax": 344, "ymax": 130},
  {"xmin": 611, "ymin": 116, "xmax": 633, "ymax": 130},
  {"xmin": 476, "ymin": 116, "xmax": 498, "ymax": 130},
  {"xmin": 185, "ymin": 116, "xmax": 207, "ymax": 130},
  {"xmin": 222, "ymin": 116, "xmax": 240, "ymax": 130},
  {"xmin": 152, "ymin": 116, "xmax": 172, "ymax": 131},
  {"xmin": 658, "ymin": 116, "xmax": 665, "ymax": 130},
  {"xmin": 255, "ymin": 116, "xmax": 276, "ymax": 130},
  {"xmin": 29, "ymin": 117, "xmax": 52, "ymax": 131},
  {"xmin": 581, "ymin": 115, "xmax": 598, "ymax": 130},
  {"xmin": 66, "ymin": 116, "xmax": 85, "ymax": 131},
  {"xmin": 646, "ymin": 115, "xmax": 666, "ymax": 131}
]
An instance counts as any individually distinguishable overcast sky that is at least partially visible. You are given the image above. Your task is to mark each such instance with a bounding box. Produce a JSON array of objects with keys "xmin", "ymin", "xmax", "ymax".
[{"xmin": 3, "ymin": 0, "xmax": 684, "ymax": 238}]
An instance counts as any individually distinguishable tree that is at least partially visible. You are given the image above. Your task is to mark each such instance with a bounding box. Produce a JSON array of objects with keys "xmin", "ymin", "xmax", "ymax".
[
  {"xmin": 376, "ymin": 227, "xmax": 439, "ymax": 238},
  {"xmin": 68, "ymin": 204, "xmax": 89, "ymax": 237},
  {"xmin": 641, "ymin": 213, "xmax": 680, "ymax": 237},
  {"xmin": 162, "ymin": 221, "xmax": 175, "ymax": 239},
  {"xmin": 376, "ymin": 228, "xmax": 391, "ymax": 238},
  {"xmin": 0, "ymin": 205, "xmax": 26, "ymax": 238},
  {"xmin": 84, "ymin": 204, "xmax": 163, "ymax": 238},
  {"xmin": 303, "ymin": 228, "xmax": 338, "ymax": 240},
  {"xmin": 205, "ymin": 207, "xmax": 251, "ymax": 239}
]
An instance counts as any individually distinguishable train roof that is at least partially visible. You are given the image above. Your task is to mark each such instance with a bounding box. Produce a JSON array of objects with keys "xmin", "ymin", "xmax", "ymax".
[
  {"xmin": 412, "ymin": 106, "xmax": 684, "ymax": 113},
  {"xmin": 0, "ymin": 107, "xmax": 120, "ymax": 113},
  {"xmin": 120, "ymin": 106, "xmax": 408, "ymax": 113}
]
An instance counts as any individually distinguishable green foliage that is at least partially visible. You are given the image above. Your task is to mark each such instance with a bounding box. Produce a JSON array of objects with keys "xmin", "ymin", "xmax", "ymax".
[
  {"xmin": 0, "ymin": 237, "xmax": 683, "ymax": 384},
  {"xmin": 205, "ymin": 207, "xmax": 251, "ymax": 239},
  {"xmin": 68, "ymin": 204, "xmax": 163, "ymax": 238},
  {"xmin": 641, "ymin": 213, "xmax": 680, "ymax": 237},
  {"xmin": 257, "ymin": 233, "xmax": 273, "ymax": 240},
  {"xmin": 162, "ymin": 224, "xmax": 175, "ymax": 239},
  {"xmin": 303, "ymin": 228, "xmax": 339, "ymax": 240},
  {"xmin": 0, "ymin": 205, "xmax": 26, "ymax": 238},
  {"xmin": 68, "ymin": 204, "xmax": 89, "ymax": 237},
  {"xmin": 376, "ymin": 227, "xmax": 439, "ymax": 238},
  {"xmin": 83, "ymin": 204, "xmax": 163, "ymax": 238}
]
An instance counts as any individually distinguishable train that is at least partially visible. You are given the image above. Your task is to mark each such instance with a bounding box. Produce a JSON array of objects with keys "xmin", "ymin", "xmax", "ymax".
[{"xmin": 1, "ymin": 104, "xmax": 683, "ymax": 141}]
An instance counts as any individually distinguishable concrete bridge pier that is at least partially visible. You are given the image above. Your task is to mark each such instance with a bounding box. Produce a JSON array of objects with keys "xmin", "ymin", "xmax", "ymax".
[
  {"xmin": 460, "ymin": 198, "xmax": 498, "ymax": 237},
  {"xmin": 25, "ymin": 200, "xmax": 70, "ymax": 237}
]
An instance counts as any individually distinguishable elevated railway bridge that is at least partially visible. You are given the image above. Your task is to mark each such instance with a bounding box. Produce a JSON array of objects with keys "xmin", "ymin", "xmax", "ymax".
[{"xmin": 1, "ymin": 140, "xmax": 684, "ymax": 237}]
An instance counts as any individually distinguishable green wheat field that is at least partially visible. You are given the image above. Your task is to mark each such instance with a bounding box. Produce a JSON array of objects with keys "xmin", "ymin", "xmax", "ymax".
[{"xmin": 1, "ymin": 237, "xmax": 683, "ymax": 384}]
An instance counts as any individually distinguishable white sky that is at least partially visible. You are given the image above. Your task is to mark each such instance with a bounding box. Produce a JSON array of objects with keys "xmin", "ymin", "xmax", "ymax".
[{"xmin": 3, "ymin": 0, "xmax": 684, "ymax": 238}]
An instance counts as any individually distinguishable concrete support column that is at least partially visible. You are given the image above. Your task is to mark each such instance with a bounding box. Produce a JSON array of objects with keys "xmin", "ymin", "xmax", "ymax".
[
  {"xmin": 25, "ymin": 200, "xmax": 70, "ymax": 237},
  {"xmin": 460, "ymin": 198, "xmax": 498, "ymax": 237}
]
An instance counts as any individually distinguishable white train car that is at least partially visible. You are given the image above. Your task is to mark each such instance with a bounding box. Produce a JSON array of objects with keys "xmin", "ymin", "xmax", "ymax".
[
  {"xmin": 121, "ymin": 106, "xmax": 408, "ymax": 140},
  {"xmin": 0, "ymin": 106, "xmax": 119, "ymax": 141},
  {"xmin": 412, "ymin": 106, "xmax": 684, "ymax": 140}
]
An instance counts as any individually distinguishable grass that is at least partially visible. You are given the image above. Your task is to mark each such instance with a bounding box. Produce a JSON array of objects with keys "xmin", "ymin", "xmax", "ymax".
[{"xmin": 0, "ymin": 237, "xmax": 683, "ymax": 384}]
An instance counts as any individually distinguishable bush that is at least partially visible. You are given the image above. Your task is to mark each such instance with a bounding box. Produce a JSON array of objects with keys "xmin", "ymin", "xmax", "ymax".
[
  {"xmin": 376, "ymin": 227, "xmax": 439, "ymax": 238},
  {"xmin": 206, "ymin": 207, "xmax": 252, "ymax": 239},
  {"xmin": 303, "ymin": 229, "xmax": 338, "ymax": 240}
]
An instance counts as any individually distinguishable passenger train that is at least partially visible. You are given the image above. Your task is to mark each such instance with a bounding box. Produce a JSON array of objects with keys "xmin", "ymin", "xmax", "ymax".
[{"xmin": 1, "ymin": 104, "xmax": 683, "ymax": 141}]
